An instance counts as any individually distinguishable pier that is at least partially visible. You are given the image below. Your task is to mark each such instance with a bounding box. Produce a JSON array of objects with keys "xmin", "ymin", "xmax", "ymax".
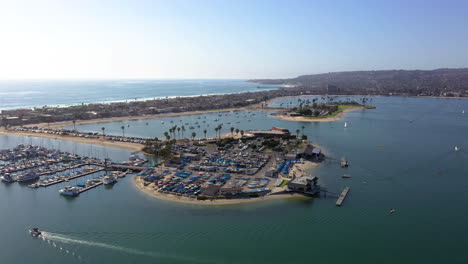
[
  {"xmin": 336, "ymin": 186, "xmax": 350, "ymax": 206},
  {"xmin": 77, "ymin": 182, "xmax": 103, "ymax": 194}
]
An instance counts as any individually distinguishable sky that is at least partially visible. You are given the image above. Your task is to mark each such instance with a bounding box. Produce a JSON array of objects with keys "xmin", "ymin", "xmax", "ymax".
[{"xmin": 0, "ymin": 0, "xmax": 467, "ymax": 79}]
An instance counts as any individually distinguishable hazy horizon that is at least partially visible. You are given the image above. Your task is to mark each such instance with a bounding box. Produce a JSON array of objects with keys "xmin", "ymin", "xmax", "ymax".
[{"xmin": 1, "ymin": 0, "xmax": 468, "ymax": 80}]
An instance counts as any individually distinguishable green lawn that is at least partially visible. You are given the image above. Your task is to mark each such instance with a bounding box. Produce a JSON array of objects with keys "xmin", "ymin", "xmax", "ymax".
[
  {"xmin": 305, "ymin": 104, "xmax": 366, "ymax": 119},
  {"xmin": 279, "ymin": 179, "xmax": 290, "ymax": 187}
]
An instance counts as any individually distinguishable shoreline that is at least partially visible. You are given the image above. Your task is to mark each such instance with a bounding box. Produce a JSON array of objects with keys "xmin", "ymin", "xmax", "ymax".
[
  {"xmin": 274, "ymin": 106, "xmax": 365, "ymax": 122},
  {"xmin": 0, "ymin": 128, "xmax": 145, "ymax": 153},
  {"xmin": 31, "ymin": 105, "xmax": 269, "ymax": 130},
  {"xmin": 133, "ymin": 176, "xmax": 311, "ymax": 206}
]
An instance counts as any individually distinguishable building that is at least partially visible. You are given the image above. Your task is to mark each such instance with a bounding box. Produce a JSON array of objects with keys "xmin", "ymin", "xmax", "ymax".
[
  {"xmin": 287, "ymin": 176, "xmax": 320, "ymax": 195},
  {"xmin": 244, "ymin": 127, "xmax": 293, "ymax": 138},
  {"xmin": 296, "ymin": 144, "xmax": 323, "ymax": 160}
]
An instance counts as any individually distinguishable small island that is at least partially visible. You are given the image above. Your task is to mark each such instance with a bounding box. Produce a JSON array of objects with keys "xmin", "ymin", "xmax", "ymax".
[{"xmin": 274, "ymin": 99, "xmax": 375, "ymax": 122}]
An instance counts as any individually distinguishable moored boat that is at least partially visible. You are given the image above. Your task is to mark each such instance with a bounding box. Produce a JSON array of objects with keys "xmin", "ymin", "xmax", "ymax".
[
  {"xmin": 1, "ymin": 173, "xmax": 14, "ymax": 183},
  {"xmin": 17, "ymin": 172, "xmax": 39, "ymax": 182},
  {"xmin": 59, "ymin": 186, "xmax": 80, "ymax": 196},
  {"xmin": 102, "ymin": 175, "xmax": 117, "ymax": 185}
]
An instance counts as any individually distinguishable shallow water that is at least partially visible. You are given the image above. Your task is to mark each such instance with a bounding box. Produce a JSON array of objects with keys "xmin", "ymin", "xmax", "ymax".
[{"xmin": 2, "ymin": 96, "xmax": 468, "ymax": 263}]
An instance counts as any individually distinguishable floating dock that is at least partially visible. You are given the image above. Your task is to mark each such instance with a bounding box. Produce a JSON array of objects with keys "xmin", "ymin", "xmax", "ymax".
[
  {"xmin": 40, "ymin": 168, "xmax": 104, "ymax": 187},
  {"xmin": 77, "ymin": 182, "xmax": 103, "ymax": 194},
  {"xmin": 336, "ymin": 186, "xmax": 350, "ymax": 206},
  {"xmin": 37, "ymin": 163, "xmax": 89, "ymax": 176}
]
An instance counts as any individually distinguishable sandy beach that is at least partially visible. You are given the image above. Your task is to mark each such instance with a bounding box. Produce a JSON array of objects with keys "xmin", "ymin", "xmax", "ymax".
[
  {"xmin": 134, "ymin": 176, "xmax": 312, "ymax": 205},
  {"xmin": 0, "ymin": 128, "xmax": 145, "ymax": 153}
]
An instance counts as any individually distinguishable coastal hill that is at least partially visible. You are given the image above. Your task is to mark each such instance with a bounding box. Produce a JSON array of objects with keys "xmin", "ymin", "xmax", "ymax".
[{"xmin": 250, "ymin": 68, "xmax": 468, "ymax": 97}]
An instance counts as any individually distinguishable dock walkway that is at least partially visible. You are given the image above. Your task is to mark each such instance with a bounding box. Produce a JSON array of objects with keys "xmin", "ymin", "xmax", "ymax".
[
  {"xmin": 40, "ymin": 168, "xmax": 104, "ymax": 187},
  {"xmin": 78, "ymin": 182, "xmax": 103, "ymax": 193},
  {"xmin": 336, "ymin": 186, "xmax": 350, "ymax": 206}
]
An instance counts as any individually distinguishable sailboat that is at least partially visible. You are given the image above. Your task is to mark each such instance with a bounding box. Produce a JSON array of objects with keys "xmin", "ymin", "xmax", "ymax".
[
  {"xmin": 344, "ymin": 122, "xmax": 348, "ymax": 128},
  {"xmin": 462, "ymin": 110, "xmax": 465, "ymax": 114}
]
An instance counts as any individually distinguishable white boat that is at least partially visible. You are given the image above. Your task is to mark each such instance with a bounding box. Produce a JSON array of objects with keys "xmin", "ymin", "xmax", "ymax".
[
  {"xmin": 463, "ymin": 110, "xmax": 465, "ymax": 114},
  {"xmin": 59, "ymin": 186, "xmax": 80, "ymax": 196},
  {"xmin": 102, "ymin": 175, "xmax": 117, "ymax": 185},
  {"xmin": 17, "ymin": 172, "xmax": 39, "ymax": 182},
  {"xmin": 455, "ymin": 146, "xmax": 460, "ymax": 151},
  {"xmin": 344, "ymin": 122, "xmax": 348, "ymax": 128}
]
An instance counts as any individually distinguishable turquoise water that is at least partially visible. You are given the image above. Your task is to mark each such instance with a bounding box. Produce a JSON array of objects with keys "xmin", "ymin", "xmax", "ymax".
[
  {"xmin": 0, "ymin": 79, "xmax": 277, "ymax": 110},
  {"xmin": 1, "ymin": 96, "xmax": 468, "ymax": 263}
]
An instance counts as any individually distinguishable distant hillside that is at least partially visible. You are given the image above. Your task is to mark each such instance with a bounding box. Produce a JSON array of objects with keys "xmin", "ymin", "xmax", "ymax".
[{"xmin": 250, "ymin": 69, "xmax": 468, "ymax": 97}]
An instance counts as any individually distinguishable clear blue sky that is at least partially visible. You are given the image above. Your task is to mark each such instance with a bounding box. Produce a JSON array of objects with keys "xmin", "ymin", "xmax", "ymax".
[{"xmin": 0, "ymin": 0, "xmax": 467, "ymax": 79}]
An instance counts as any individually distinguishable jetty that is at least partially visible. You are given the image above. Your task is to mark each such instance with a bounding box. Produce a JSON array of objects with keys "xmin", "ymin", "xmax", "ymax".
[{"xmin": 336, "ymin": 186, "xmax": 350, "ymax": 206}]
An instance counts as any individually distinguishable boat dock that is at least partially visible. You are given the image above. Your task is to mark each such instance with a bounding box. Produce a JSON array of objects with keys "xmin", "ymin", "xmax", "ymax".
[
  {"xmin": 336, "ymin": 186, "xmax": 350, "ymax": 206},
  {"xmin": 77, "ymin": 181, "xmax": 103, "ymax": 194},
  {"xmin": 37, "ymin": 163, "xmax": 89, "ymax": 176},
  {"xmin": 40, "ymin": 168, "xmax": 104, "ymax": 187}
]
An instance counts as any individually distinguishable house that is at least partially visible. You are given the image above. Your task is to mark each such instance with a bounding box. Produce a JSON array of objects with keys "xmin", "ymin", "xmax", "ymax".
[
  {"xmin": 296, "ymin": 144, "xmax": 323, "ymax": 160},
  {"xmin": 287, "ymin": 176, "xmax": 320, "ymax": 194}
]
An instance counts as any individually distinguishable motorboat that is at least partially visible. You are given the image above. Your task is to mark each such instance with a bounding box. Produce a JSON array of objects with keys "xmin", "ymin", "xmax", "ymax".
[
  {"xmin": 29, "ymin": 227, "xmax": 42, "ymax": 237},
  {"xmin": 340, "ymin": 157, "xmax": 349, "ymax": 168},
  {"xmin": 102, "ymin": 175, "xmax": 117, "ymax": 185},
  {"xmin": 59, "ymin": 186, "xmax": 80, "ymax": 196},
  {"xmin": 16, "ymin": 172, "xmax": 39, "ymax": 182}
]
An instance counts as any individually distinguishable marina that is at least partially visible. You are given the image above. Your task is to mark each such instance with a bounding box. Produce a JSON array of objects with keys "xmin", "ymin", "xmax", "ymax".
[
  {"xmin": 0, "ymin": 95, "xmax": 467, "ymax": 264},
  {"xmin": 0, "ymin": 144, "xmax": 143, "ymax": 198}
]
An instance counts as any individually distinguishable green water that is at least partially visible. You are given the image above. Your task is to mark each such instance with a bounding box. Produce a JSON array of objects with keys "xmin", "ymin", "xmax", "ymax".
[{"xmin": 1, "ymin": 96, "xmax": 468, "ymax": 263}]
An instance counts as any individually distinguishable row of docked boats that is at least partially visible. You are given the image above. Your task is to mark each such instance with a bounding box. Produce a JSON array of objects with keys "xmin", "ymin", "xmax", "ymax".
[
  {"xmin": 1, "ymin": 171, "xmax": 39, "ymax": 183},
  {"xmin": 59, "ymin": 171, "xmax": 128, "ymax": 196}
]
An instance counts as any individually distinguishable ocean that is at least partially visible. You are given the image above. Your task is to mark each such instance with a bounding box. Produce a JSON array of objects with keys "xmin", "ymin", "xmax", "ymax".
[
  {"xmin": 0, "ymin": 79, "xmax": 278, "ymax": 110},
  {"xmin": 1, "ymin": 90, "xmax": 468, "ymax": 263}
]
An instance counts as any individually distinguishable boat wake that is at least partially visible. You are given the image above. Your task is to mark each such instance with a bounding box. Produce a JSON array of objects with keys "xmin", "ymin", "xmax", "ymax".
[{"xmin": 41, "ymin": 232, "xmax": 212, "ymax": 263}]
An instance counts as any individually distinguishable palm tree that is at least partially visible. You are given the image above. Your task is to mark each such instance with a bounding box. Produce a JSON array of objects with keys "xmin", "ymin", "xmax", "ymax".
[
  {"xmin": 177, "ymin": 127, "xmax": 181, "ymax": 138},
  {"xmin": 101, "ymin": 127, "xmax": 105, "ymax": 136},
  {"xmin": 217, "ymin": 125, "xmax": 223, "ymax": 138},
  {"xmin": 235, "ymin": 128, "xmax": 240, "ymax": 136},
  {"xmin": 181, "ymin": 126, "xmax": 185, "ymax": 138},
  {"xmin": 295, "ymin": 129, "xmax": 300, "ymax": 138},
  {"xmin": 240, "ymin": 130, "xmax": 244, "ymax": 137},
  {"xmin": 72, "ymin": 120, "xmax": 76, "ymax": 131},
  {"xmin": 121, "ymin": 126, "xmax": 125, "ymax": 137},
  {"xmin": 214, "ymin": 127, "xmax": 219, "ymax": 138},
  {"xmin": 203, "ymin": 129, "xmax": 207, "ymax": 139},
  {"xmin": 230, "ymin": 127, "xmax": 235, "ymax": 137},
  {"xmin": 163, "ymin": 131, "xmax": 169, "ymax": 140},
  {"xmin": 301, "ymin": 125, "xmax": 305, "ymax": 136},
  {"xmin": 191, "ymin": 132, "xmax": 196, "ymax": 140}
]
